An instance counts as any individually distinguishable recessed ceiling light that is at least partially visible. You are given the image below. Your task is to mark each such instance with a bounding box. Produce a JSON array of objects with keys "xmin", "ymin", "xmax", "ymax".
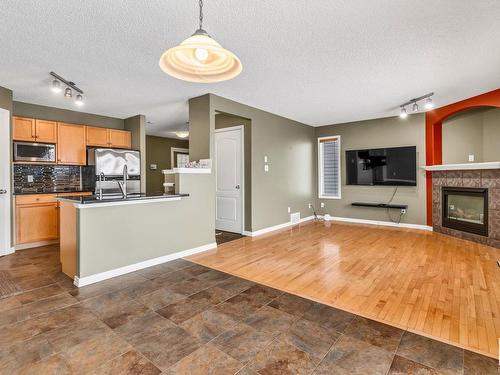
[{"xmin": 175, "ymin": 131, "xmax": 189, "ymax": 138}]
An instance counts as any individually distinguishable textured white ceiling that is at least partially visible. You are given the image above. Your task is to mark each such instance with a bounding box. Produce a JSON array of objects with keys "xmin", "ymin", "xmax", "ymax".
[{"xmin": 1, "ymin": 0, "xmax": 499, "ymax": 137}]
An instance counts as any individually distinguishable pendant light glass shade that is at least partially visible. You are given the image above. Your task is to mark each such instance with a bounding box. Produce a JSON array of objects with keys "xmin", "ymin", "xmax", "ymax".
[
  {"xmin": 159, "ymin": 1, "xmax": 241, "ymax": 83},
  {"xmin": 159, "ymin": 30, "xmax": 242, "ymax": 83}
]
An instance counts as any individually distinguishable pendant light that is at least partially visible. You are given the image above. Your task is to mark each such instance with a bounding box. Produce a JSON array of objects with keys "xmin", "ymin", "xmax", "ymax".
[{"xmin": 159, "ymin": 0, "xmax": 242, "ymax": 83}]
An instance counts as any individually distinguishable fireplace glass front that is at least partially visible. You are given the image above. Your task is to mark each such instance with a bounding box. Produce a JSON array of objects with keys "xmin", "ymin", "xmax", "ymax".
[{"xmin": 442, "ymin": 187, "xmax": 488, "ymax": 236}]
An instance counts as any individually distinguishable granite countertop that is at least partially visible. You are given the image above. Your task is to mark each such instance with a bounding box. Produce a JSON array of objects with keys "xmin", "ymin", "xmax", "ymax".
[
  {"xmin": 58, "ymin": 193, "xmax": 189, "ymax": 205},
  {"xmin": 14, "ymin": 189, "xmax": 94, "ymax": 196}
]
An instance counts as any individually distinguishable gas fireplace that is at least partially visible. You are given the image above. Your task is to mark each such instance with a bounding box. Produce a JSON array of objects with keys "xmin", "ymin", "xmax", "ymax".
[{"xmin": 442, "ymin": 187, "xmax": 488, "ymax": 236}]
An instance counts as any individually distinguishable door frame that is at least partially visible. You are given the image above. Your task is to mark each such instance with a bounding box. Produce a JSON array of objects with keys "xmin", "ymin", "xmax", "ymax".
[
  {"xmin": 214, "ymin": 125, "xmax": 245, "ymax": 234},
  {"xmin": 0, "ymin": 108, "xmax": 12, "ymax": 256}
]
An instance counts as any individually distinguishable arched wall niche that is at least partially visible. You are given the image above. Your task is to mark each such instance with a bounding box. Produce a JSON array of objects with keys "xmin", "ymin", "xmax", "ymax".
[{"xmin": 425, "ymin": 89, "xmax": 500, "ymax": 225}]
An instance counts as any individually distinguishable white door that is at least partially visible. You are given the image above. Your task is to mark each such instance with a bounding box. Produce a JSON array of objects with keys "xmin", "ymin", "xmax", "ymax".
[
  {"xmin": 0, "ymin": 109, "xmax": 11, "ymax": 255},
  {"xmin": 215, "ymin": 126, "xmax": 243, "ymax": 233}
]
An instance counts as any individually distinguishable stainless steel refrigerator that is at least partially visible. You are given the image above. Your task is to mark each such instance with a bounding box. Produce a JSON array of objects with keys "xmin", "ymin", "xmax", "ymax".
[{"xmin": 87, "ymin": 148, "xmax": 141, "ymax": 195}]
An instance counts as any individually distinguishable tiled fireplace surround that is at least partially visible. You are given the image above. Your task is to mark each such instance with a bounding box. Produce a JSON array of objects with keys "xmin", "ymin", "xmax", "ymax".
[{"xmin": 432, "ymin": 169, "xmax": 500, "ymax": 248}]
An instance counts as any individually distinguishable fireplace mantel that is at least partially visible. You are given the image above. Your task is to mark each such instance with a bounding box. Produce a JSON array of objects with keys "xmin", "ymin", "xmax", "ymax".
[{"xmin": 422, "ymin": 161, "xmax": 500, "ymax": 171}]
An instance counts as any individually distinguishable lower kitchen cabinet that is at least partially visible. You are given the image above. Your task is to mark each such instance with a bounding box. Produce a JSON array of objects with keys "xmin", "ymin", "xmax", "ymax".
[
  {"xmin": 15, "ymin": 192, "xmax": 92, "ymax": 246},
  {"xmin": 16, "ymin": 199, "xmax": 59, "ymax": 244}
]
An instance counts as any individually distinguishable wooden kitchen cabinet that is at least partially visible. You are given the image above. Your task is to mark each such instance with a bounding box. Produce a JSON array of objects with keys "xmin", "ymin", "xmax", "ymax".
[
  {"xmin": 13, "ymin": 117, "xmax": 35, "ymax": 141},
  {"xmin": 57, "ymin": 123, "xmax": 86, "ymax": 165},
  {"xmin": 15, "ymin": 192, "xmax": 93, "ymax": 247},
  {"xmin": 108, "ymin": 129, "xmax": 132, "ymax": 149},
  {"xmin": 34, "ymin": 120, "xmax": 57, "ymax": 143},
  {"xmin": 13, "ymin": 117, "xmax": 57, "ymax": 143},
  {"xmin": 15, "ymin": 194, "xmax": 59, "ymax": 244},
  {"xmin": 86, "ymin": 126, "xmax": 109, "ymax": 147},
  {"xmin": 86, "ymin": 127, "xmax": 131, "ymax": 149}
]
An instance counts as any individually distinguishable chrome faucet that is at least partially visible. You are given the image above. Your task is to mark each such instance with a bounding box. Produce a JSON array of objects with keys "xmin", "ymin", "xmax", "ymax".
[
  {"xmin": 116, "ymin": 165, "xmax": 128, "ymax": 199},
  {"xmin": 98, "ymin": 172, "xmax": 105, "ymax": 200}
]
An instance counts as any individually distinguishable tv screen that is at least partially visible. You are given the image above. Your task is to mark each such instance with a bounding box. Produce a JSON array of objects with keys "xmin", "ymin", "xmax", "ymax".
[{"xmin": 346, "ymin": 146, "xmax": 417, "ymax": 186}]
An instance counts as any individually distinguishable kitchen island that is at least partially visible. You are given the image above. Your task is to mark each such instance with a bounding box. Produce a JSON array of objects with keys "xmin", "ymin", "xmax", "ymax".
[{"xmin": 58, "ymin": 172, "xmax": 215, "ymax": 286}]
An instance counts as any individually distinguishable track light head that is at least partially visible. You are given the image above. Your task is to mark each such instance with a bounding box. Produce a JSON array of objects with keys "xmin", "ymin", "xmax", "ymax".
[
  {"xmin": 75, "ymin": 94, "xmax": 84, "ymax": 106},
  {"xmin": 400, "ymin": 107, "xmax": 408, "ymax": 119},
  {"xmin": 51, "ymin": 79, "xmax": 62, "ymax": 93},
  {"xmin": 412, "ymin": 102, "xmax": 419, "ymax": 112},
  {"xmin": 64, "ymin": 87, "xmax": 72, "ymax": 98},
  {"xmin": 424, "ymin": 97, "xmax": 434, "ymax": 110}
]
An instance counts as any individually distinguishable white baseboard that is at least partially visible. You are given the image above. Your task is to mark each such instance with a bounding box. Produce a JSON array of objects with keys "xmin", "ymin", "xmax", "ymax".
[
  {"xmin": 323, "ymin": 215, "xmax": 432, "ymax": 231},
  {"xmin": 244, "ymin": 215, "xmax": 315, "ymax": 237},
  {"xmin": 74, "ymin": 242, "xmax": 217, "ymax": 287}
]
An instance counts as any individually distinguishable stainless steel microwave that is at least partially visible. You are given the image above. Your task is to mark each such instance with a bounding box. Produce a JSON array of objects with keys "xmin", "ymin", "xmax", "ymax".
[{"xmin": 13, "ymin": 142, "xmax": 56, "ymax": 162}]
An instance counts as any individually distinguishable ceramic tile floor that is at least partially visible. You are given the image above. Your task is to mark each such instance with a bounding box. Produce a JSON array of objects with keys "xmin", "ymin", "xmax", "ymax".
[{"xmin": 0, "ymin": 245, "xmax": 498, "ymax": 374}]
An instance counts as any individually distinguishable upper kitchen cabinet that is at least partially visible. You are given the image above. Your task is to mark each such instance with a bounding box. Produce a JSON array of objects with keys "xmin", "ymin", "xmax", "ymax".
[
  {"xmin": 57, "ymin": 123, "xmax": 86, "ymax": 165},
  {"xmin": 13, "ymin": 117, "xmax": 35, "ymax": 141},
  {"xmin": 34, "ymin": 120, "xmax": 57, "ymax": 143},
  {"xmin": 109, "ymin": 129, "xmax": 132, "ymax": 149},
  {"xmin": 86, "ymin": 126, "xmax": 109, "ymax": 147},
  {"xmin": 13, "ymin": 117, "xmax": 57, "ymax": 143}
]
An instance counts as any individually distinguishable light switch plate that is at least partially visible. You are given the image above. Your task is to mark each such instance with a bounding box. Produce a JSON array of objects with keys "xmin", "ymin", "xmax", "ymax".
[
  {"xmin": 264, "ymin": 155, "xmax": 268, "ymax": 163},
  {"xmin": 264, "ymin": 164, "xmax": 269, "ymax": 172},
  {"xmin": 150, "ymin": 164, "xmax": 157, "ymax": 170}
]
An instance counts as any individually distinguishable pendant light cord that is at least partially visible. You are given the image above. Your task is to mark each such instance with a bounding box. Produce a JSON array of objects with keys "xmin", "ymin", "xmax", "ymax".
[{"xmin": 199, "ymin": 0, "xmax": 204, "ymax": 30}]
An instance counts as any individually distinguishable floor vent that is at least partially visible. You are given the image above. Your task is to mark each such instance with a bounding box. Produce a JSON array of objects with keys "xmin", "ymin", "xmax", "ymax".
[{"xmin": 290, "ymin": 212, "xmax": 301, "ymax": 224}]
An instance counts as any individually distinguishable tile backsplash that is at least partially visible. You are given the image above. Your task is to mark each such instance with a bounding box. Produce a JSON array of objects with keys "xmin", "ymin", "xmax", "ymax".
[{"xmin": 13, "ymin": 164, "xmax": 95, "ymax": 194}]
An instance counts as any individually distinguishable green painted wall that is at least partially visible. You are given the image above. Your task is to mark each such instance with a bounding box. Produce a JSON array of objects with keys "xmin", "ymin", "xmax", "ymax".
[
  {"xmin": 442, "ymin": 107, "xmax": 500, "ymax": 163},
  {"xmin": 210, "ymin": 95, "xmax": 315, "ymax": 231},
  {"xmin": 13, "ymin": 101, "xmax": 125, "ymax": 129},
  {"xmin": 315, "ymin": 113, "xmax": 427, "ymax": 225},
  {"xmin": 77, "ymin": 173, "xmax": 215, "ymax": 277},
  {"xmin": 146, "ymin": 136, "xmax": 189, "ymax": 194}
]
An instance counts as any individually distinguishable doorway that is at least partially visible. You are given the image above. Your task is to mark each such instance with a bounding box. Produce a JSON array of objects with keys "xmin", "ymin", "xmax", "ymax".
[
  {"xmin": 214, "ymin": 126, "xmax": 244, "ymax": 234},
  {"xmin": 0, "ymin": 108, "xmax": 11, "ymax": 255}
]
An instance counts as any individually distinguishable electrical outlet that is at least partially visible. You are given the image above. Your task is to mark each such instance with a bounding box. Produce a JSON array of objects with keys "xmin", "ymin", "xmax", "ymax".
[
  {"xmin": 320, "ymin": 202, "xmax": 325, "ymax": 208},
  {"xmin": 401, "ymin": 208, "xmax": 407, "ymax": 214},
  {"xmin": 308, "ymin": 203, "xmax": 312, "ymax": 209},
  {"xmin": 264, "ymin": 164, "xmax": 269, "ymax": 172},
  {"xmin": 468, "ymin": 154, "xmax": 475, "ymax": 162},
  {"xmin": 287, "ymin": 207, "xmax": 291, "ymax": 213},
  {"xmin": 264, "ymin": 155, "xmax": 268, "ymax": 163},
  {"xmin": 27, "ymin": 175, "xmax": 34, "ymax": 183}
]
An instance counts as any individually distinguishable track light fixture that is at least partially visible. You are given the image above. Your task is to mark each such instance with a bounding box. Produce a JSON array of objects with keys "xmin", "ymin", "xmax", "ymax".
[
  {"xmin": 400, "ymin": 106, "xmax": 408, "ymax": 119},
  {"xmin": 49, "ymin": 72, "xmax": 85, "ymax": 106},
  {"xmin": 424, "ymin": 97, "xmax": 434, "ymax": 109},
  {"xmin": 51, "ymin": 79, "xmax": 61, "ymax": 93},
  {"xmin": 398, "ymin": 92, "xmax": 434, "ymax": 119},
  {"xmin": 75, "ymin": 94, "xmax": 84, "ymax": 106},
  {"xmin": 64, "ymin": 87, "xmax": 72, "ymax": 98}
]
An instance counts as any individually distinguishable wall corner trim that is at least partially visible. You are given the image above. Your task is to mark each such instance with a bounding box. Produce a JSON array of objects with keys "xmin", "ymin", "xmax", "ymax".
[
  {"xmin": 322, "ymin": 215, "xmax": 433, "ymax": 231},
  {"xmin": 244, "ymin": 216, "xmax": 315, "ymax": 237},
  {"xmin": 73, "ymin": 242, "xmax": 217, "ymax": 287}
]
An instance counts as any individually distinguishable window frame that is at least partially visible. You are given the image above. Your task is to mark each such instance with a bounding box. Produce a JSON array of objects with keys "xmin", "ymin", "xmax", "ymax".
[{"xmin": 318, "ymin": 135, "xmax": 342, "ymax": 200}]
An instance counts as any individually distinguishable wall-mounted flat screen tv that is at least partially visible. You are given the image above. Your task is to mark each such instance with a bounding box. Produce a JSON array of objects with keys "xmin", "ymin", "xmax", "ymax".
[{"xmin": 346, "ymin": 146, "xmax": 417, "ymax": 186}]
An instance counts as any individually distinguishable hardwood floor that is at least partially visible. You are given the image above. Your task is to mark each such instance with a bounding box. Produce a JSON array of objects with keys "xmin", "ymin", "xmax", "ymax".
[{"xmin": 188, "ymin": 219, "xmax": 500, "ymax": 359}]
